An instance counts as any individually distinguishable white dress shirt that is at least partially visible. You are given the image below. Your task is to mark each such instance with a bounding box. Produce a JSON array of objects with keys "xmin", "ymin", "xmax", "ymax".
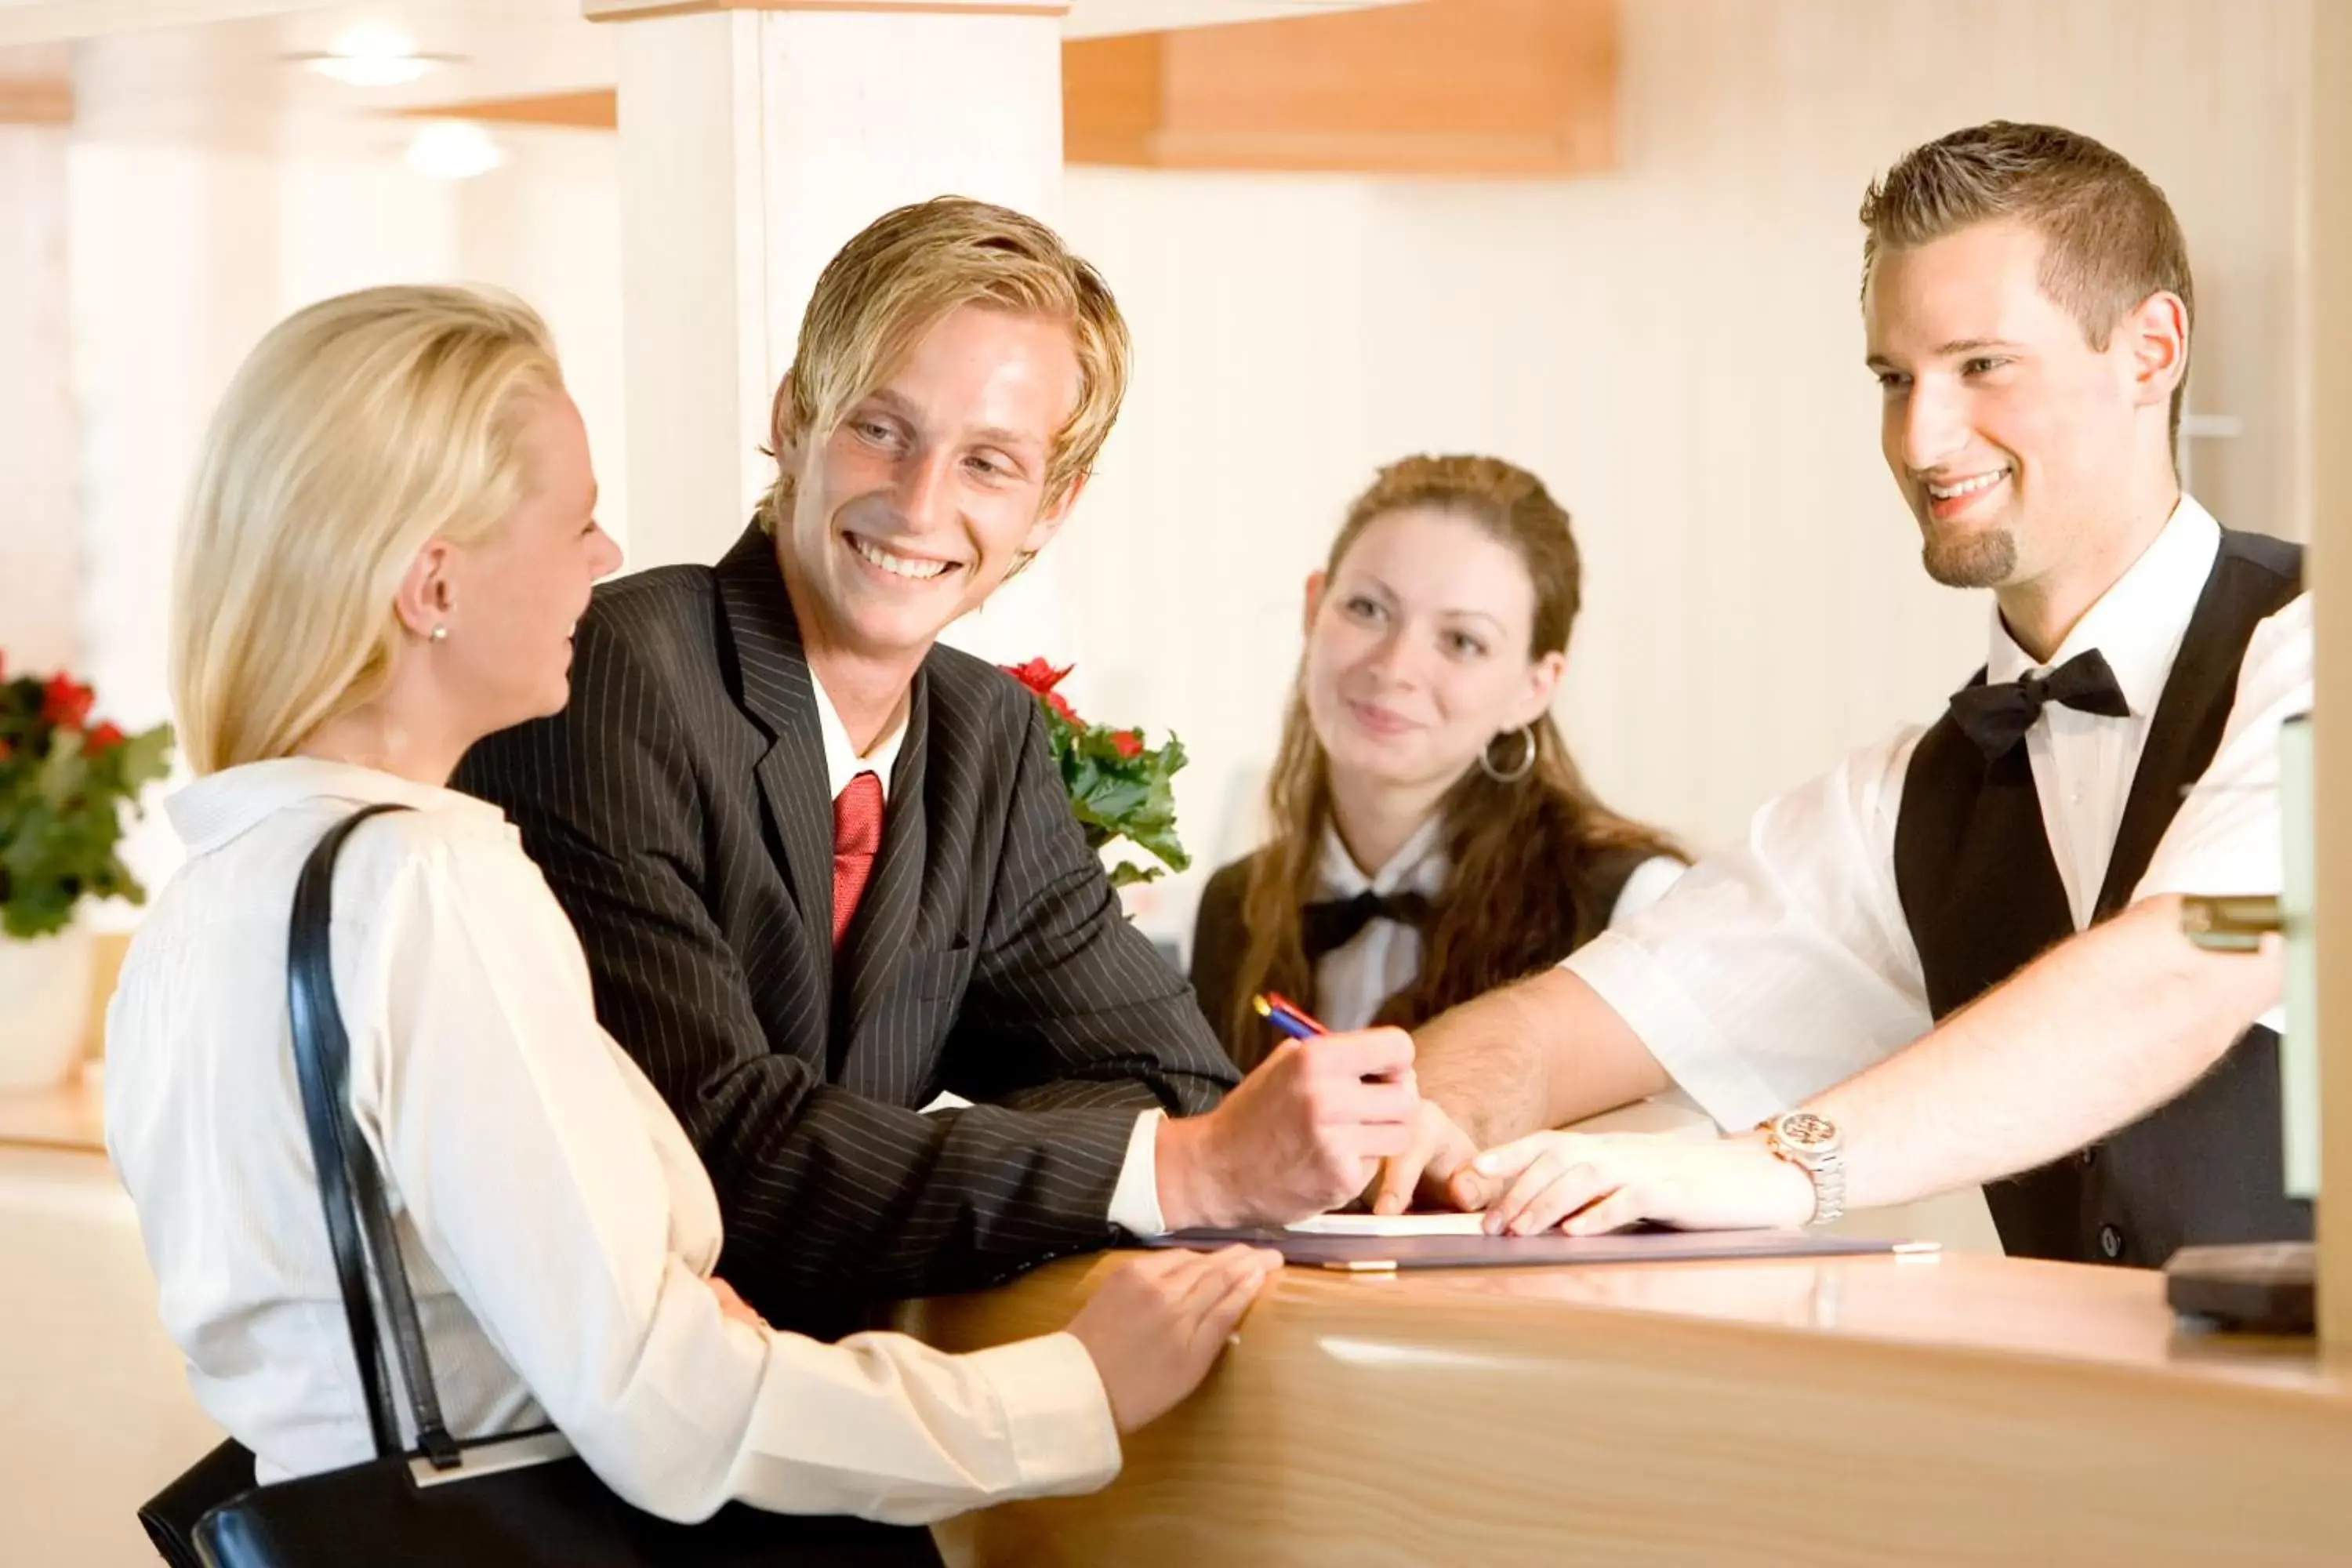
[
  {"xmin": 1309, "ymin": 815, "xmax": 1686, "ymax": 1034},
  {"xmin": 810, "ymin": 676, "xmax": 1168, "ymax": 1236},
  {"xmin": 106, "ymin": 757, "xmax": 1119, "ymax": 1523},
  {"xmin": 1568, "ymin": 496, "xmax": 2312, "ymax": 1134}
]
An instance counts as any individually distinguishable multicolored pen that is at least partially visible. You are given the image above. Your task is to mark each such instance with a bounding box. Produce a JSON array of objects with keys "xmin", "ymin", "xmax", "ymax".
[{"xmin": 1250, "ymin": 991, "xmax": 1328, "ymax": 1041}]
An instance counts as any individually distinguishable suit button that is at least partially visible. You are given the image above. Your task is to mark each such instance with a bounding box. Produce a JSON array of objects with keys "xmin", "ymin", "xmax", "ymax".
[{"xmin": 2099, "ymin": 1225, "xmax": 2124, "ymax": 1260}]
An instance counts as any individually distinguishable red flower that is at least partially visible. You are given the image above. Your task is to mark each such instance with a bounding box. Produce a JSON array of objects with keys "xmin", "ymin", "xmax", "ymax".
[
  {"xmin": 1002, "ymin": 658, "xmax": 1073, "ymax": 697},
  {"xmin": 42, "ymin": 673, "xmax": 94, "ymax": 729},
  {"xmin": 86, "ymin": 721, "xmax": 125, "ymax": 756},
  {"xmin": 0, "ymin": 737, "xmax": 11, "ymax": 763},
  {"xmin": 1001, "ymin": 659, "xmax": 1081, "ymax": 726},
  {"xmin": 1110, "ymin": 730, "xmax": 1143, "ymax": 760}
]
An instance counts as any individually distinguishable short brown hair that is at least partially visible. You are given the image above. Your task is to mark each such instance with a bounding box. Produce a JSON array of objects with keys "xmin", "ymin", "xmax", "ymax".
[
  {"xmin": 1860, "ymin": 121, "xmax": 2194, "ymax": 441},
  {"xmin": 760, "ymin": 195, "xmax": 1131, "ymax": 530}
]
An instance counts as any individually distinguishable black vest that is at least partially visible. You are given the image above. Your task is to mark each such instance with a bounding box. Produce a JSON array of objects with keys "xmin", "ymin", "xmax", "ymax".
[{"xmin": 1893, "ymin": 530, "xmax": 2307, "ymax": 1268}]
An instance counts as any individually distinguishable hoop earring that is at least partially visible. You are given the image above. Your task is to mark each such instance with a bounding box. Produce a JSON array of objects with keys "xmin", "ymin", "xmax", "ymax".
[{"xmin": 1479, "ymin": 724, "xmax": 1537, "ymax": 784}]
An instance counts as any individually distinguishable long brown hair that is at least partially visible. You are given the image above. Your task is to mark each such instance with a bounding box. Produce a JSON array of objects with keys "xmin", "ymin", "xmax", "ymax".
[{"xmin": 1227, "ymin": 455, "xmax": 1682, "ymax": 1048}]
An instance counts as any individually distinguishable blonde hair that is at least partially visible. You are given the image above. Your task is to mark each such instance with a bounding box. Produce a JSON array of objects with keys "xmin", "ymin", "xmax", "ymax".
[
  {"xmin": 759, "ymin": 195, "xmax": 1131, "ymax": 532},
  {"xmin": 171, "ymin": 285, "xmax": 562, "ymax": 775}
]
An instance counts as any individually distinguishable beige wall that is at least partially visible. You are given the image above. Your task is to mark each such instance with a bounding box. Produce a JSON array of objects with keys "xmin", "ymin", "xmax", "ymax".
[{"xmin": 1052, "ymin": 0, "xmax": 2317, "ymax": 942}]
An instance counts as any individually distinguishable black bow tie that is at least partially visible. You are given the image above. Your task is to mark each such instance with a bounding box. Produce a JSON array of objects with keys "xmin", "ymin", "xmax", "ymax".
[
  {"xmin": 1301, "ymin": 889, "xmax": 1433, "ymax": 962},
  {"xmin": 1947, "ymin": 648, "xmax": 2131, "ymax": 760}
]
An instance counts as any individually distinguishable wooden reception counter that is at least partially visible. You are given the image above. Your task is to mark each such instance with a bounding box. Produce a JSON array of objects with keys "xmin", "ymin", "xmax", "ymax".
[{"xmin": 898, "ymin": 1248, "xmax": 2352, "ymax": 1566}]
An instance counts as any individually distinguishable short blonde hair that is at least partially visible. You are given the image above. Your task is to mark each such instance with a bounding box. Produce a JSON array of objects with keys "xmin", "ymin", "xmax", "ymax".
[
  {"xmin": 171, "ymin": 285, "xmax": 562, "ymax": 775},
  {"xmin": 760, "ymin": 195, "xmax": 1131, "ymax": 530}
]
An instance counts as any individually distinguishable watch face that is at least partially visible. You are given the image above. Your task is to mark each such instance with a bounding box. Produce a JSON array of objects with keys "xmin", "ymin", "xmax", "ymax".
[{"xmin": 1777, "ymin": 1112, "xmax": 1837, "ymax": 1152}]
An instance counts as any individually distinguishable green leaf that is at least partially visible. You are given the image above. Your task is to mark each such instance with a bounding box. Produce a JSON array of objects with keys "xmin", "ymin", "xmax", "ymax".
[
  {"xmin": 114, "ymin": 724, "xmax": 175, "ymax": 790},
  {"xmin": 1022, "ymin": 683, "xmax": 1194, "ymax": 880},
  {"xmin": 0, "ymin": 707, "xmax": 172, "ymax": 931},
  {"xmin": 34, "ymin": 729, "xmax": 85, "ymax": 809}
]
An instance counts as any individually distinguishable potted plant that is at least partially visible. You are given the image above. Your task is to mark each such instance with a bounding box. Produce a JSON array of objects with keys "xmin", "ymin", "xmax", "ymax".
[
  {"xmin": 999, "ymin": 659, "xmax": 1189, "ymax": 888},
  {"xmin": 0, "ymin": 658, "xmax": 172, "ymax": 1090}
]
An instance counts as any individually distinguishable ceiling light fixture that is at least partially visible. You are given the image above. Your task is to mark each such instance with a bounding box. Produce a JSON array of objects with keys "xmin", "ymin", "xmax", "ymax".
[
  {"xmin": 405, "ymin": 121, "xmax": 503, "ymax": 180},
  {"xmin": 289, "ymin": 26, "xmax": 456, "ymax": 88}
]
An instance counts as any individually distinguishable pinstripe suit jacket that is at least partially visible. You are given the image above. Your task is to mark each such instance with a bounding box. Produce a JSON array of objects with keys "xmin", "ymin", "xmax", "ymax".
[{"xmin": 455, "ymin": 524, "xmax": 1236, "ymax": 1331}]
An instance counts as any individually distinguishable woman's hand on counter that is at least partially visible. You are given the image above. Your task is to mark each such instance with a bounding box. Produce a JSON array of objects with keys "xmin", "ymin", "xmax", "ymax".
[{"xmin": 1067, "ymin": 1246, "xmax": 1283, "ymax": 1433}]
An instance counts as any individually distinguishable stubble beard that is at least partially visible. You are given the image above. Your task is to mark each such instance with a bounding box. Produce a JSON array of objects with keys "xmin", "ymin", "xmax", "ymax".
[{"xmin": 1920, "ymin": 521, "xmax": 2019, "ymax": 590}]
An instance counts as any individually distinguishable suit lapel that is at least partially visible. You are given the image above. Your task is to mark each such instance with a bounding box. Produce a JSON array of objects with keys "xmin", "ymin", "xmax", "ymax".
[
  {"xmin": 713, "ymin": 524, "xmax": 836, "ymax": 1037},
  {"xmin": 840, "ymin": 670, "xmax": 931, "ymax": 1056}
]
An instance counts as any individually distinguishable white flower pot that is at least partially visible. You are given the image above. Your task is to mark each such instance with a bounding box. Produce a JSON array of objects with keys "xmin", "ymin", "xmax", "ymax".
[{"xmin": 0, "ymin": 925, "xmax": 97, "ymax": 1091}]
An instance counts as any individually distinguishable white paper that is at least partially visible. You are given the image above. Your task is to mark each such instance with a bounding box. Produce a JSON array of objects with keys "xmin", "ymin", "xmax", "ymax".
[{"xmin": 1283, "ymin": 1211, "xmax": 1489, "ymax": 1237}]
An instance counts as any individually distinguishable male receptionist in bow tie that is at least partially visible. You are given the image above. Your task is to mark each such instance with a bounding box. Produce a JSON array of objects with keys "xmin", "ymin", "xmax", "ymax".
[{"xmin": 1381, "ymin": 119, "xmax": 2311, "ymax": 1272}]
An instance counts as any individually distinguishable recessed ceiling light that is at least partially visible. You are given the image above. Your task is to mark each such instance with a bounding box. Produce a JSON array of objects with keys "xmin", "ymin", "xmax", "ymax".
[
  {"xmin": 405, "ymin": 122, "xmax": 502, "ymax": 181},
  {"xmin": 288, "ymin": 26, "xmax": 456, "ymax": 88}
]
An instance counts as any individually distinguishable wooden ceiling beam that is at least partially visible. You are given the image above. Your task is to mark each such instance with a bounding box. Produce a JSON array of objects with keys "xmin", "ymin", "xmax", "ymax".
[
  {"xmin": 394, "ymin": 89, "xmax": 620, "ymax": 132},
  {"xmin": 401, "ymin": 0, "xmax": 1617, "ymax": 179},
  {"xmin": 1068, "ymin": 0, "xmax": 1616, "ymax": 176},
  {"xmin": 0, "ymin": 74, "xmax": 69, "ymax": 124}
]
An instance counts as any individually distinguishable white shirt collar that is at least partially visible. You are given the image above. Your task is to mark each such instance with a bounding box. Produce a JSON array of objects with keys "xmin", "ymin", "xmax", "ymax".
[
  {"xmin": 1985, "ymin": 493, "xmax": 2223, "ymax": 717},
  {"xmin": 810, "ymin": 676, "xmax": 909, "ymax": 804},
  {"xmin": 167, "ymin": 757, "xmax": 507, "ymax": 855},
  {"xmin": 1316, "ymin": 813, "xmax": 1449, "ymax": 900}
]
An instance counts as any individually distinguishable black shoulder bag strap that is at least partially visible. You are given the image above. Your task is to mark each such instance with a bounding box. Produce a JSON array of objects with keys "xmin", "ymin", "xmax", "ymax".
[{"xmin": 285, "ymin": 801, "xmax": 462, "ymax": 1470}]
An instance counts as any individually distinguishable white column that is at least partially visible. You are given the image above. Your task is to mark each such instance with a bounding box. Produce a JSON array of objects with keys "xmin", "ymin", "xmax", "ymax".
[
  {"xmin": 0, "ymin": 120, "xmax": 75, "ymax": 673},
  {"xmin": 608, "ymin": 4, "xmax": 1066, "ymax": 578}
]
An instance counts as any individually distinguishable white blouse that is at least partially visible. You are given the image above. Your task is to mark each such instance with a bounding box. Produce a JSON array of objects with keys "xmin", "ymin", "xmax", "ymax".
[{"xmin": 105, "ymin": 758, "xmax": 1118, "ymax": 1525}]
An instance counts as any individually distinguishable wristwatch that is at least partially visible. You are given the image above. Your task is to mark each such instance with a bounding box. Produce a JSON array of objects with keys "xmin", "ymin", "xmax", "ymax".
[{"xmin": 1762, "ymin": 1111, "xmax": 1846, "ymax": 1226}]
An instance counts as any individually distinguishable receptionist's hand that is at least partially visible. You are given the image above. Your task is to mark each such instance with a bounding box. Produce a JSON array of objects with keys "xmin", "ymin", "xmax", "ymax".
[{"xmin": 1468, "ymin": 1130, "xmax": 1817, "ymax": 1236}]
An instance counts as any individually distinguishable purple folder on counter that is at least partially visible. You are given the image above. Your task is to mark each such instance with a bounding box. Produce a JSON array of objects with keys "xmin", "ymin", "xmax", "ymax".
[{"xmin": 1143, "ymin": 1224, "xmax": 1929, "ymax": 1271}]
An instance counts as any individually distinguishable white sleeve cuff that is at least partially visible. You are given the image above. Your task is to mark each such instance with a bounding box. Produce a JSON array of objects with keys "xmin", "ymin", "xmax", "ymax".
[
  {"xmin": 1105, "ymin": 1109, "xmax": 1167, "ymax": 1236},
  {"xmin": 960, "ymin": 1331, "xmax": 1122, "ymax": 1500}
]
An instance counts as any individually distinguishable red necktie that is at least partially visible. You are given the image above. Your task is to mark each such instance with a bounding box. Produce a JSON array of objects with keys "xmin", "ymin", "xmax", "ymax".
[{"xmin": 830, "ymin": 771, "xmax": 884, "ymax": 948}]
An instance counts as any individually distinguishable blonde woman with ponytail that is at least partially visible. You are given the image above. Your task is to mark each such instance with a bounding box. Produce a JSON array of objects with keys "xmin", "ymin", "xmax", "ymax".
[{"xmin": 109, "ymin": 285, "xmax": 1275, "ymax": 1551}]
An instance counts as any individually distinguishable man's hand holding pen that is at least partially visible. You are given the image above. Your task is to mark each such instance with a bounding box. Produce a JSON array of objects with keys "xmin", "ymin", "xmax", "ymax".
[{"xmin": 1153, "ymin": 992, "xmax": 1423, "ymax": 1230}]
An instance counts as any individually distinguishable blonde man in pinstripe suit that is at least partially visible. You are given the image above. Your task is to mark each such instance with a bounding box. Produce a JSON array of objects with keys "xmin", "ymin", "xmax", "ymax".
[{"xmin": 459, "ymin": 198, "xmax": 1422, "ymax": 1336}]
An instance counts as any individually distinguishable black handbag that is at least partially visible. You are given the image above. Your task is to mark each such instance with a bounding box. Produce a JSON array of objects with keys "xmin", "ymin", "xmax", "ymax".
[
  {"xmin": 174, "ymin": 803, "xmax": 941, "ymax": 1566},
  {"xmin": 138, "ymin": 1436, "xmax": 256, "ymax": 1567}
]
